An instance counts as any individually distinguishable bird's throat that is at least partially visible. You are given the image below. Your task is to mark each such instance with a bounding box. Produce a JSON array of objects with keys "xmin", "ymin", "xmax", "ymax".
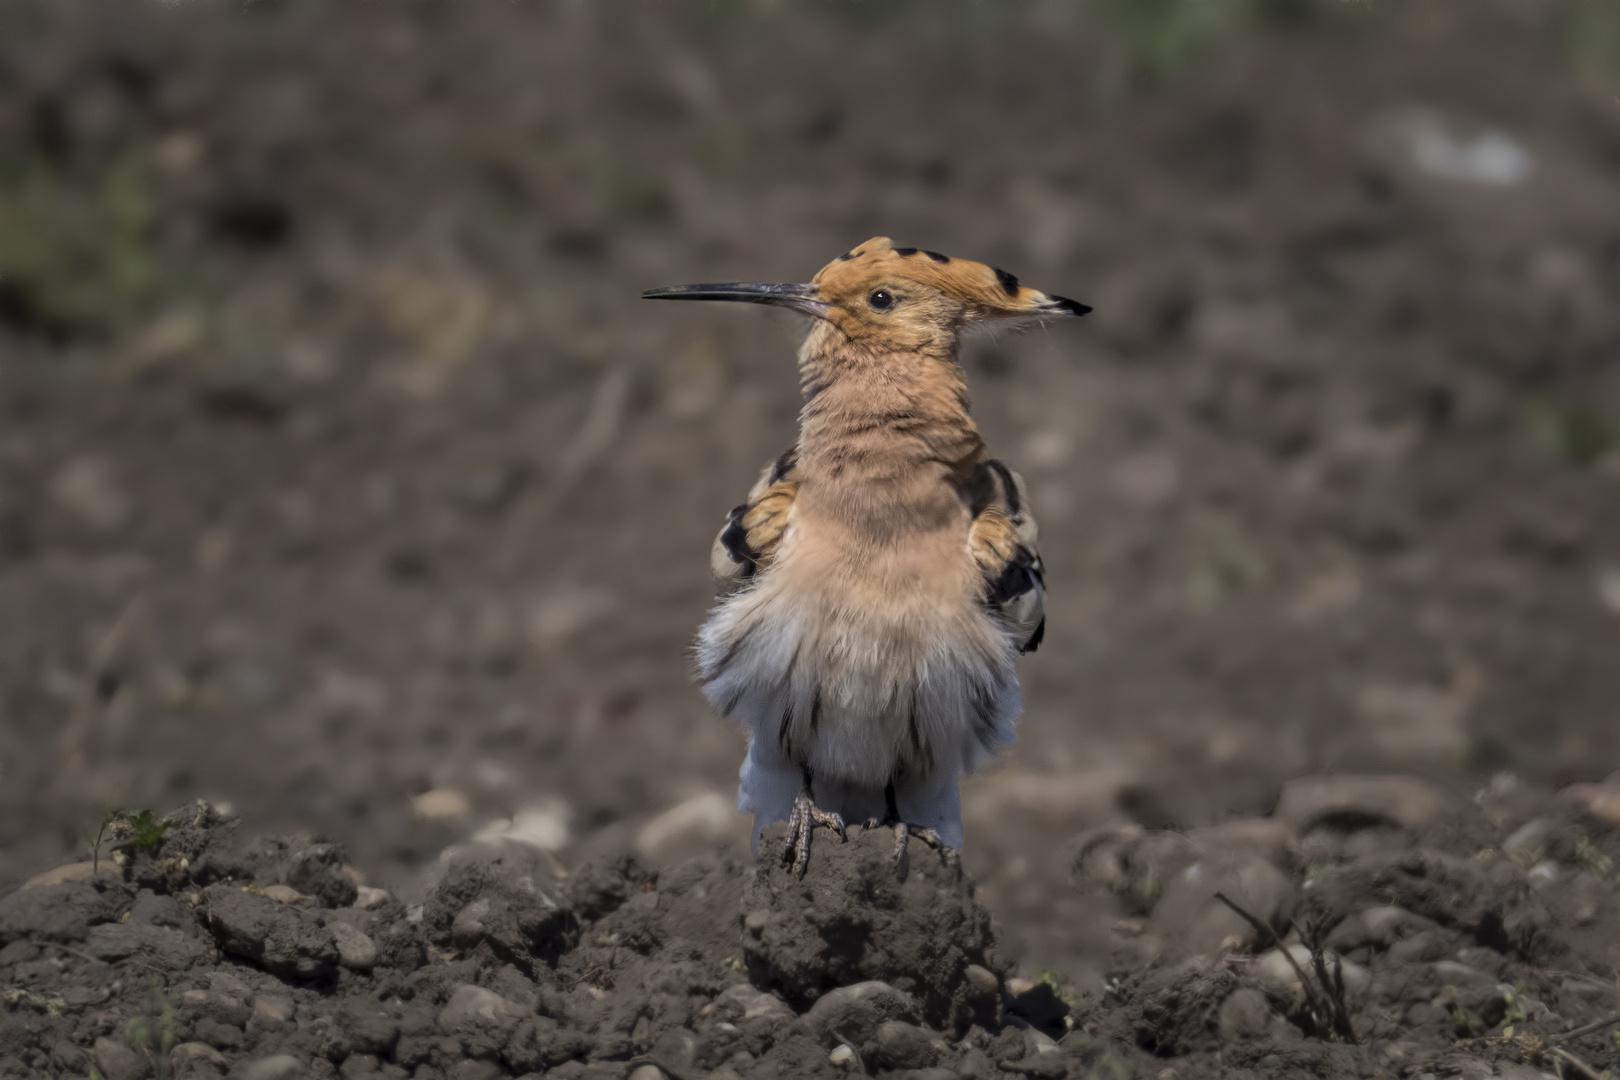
[{"xmin": 793, "ymin": 330, "xmax": 985, "ymax": 534}]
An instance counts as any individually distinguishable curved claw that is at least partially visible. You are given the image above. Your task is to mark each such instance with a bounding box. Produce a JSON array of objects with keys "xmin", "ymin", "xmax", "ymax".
[
  {"xmin": 863, "ymin": 817, "xmax": 955, "ymax": 867},
  {"xmin": 782, "ymin": 788, "xmax": 846, "ymax": 877}
]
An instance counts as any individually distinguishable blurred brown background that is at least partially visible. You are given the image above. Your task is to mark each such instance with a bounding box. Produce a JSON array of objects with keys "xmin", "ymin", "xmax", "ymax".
[{"xmin": 2, "ymin": 0, "xmax": 1619, "ymax": 974}]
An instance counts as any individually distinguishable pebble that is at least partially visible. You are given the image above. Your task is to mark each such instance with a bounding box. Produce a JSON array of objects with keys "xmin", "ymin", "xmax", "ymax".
[
  {"xmin": 1255, "ymin": 944, "xmax": 1369, "ymax": 996},
  {"xmin": 451, "ymin": 897, "xmax": 493, "ymax": 949},
  {"xmin": 253, "ymin": 995, "xmax": 296, "ymax": 1026},
  {"xmin": 470, "ymin": 801, "xmax": 573, "ymax": 851},
  {"xmin": 203, "ymin": 885, "xmax": 339, "ymax": 981},
  {"xmin": 803, "ymin": 981, "xmax": 922, "ymax": 1048},
  {"xmin": 329, "ymin": 919, "xmax": 378, "ymax": 970},
  {"xmin": 354, "ymin": 885, "xmax": 392, "ymax": 909},
  {"xmin": 628, "ymin": 1066, "xmax": 668, "ymax": 1080},
  {"xmin": 260, "ymin": 884, "xmax": 308, "ymax": 904},
  {"xmin": 240, "ymin": 1055, "xmax": 305, "ymax": 1080},
  {"xmin": 709, "ymin": 983, "xmax": 793, "ymax": 1023},
  {"xmin": 92, "ymin": 1037, "xmax": 144, "ymax": 1080},
  {"xmin": 22, "ymin": 861, "xmax": 121, "ymax": 889},
  {"xmin": 1326, "ymin": 905, "xmax": 1421, "ymax": 952},
  {"xmin": 413, "ymin": 788, "xmax": 471, "ymax": 820},
  {"xmin": 169, "ymin": 1041, "xmax": 227, "ymax": 1080},
  {"xmin": 1502, "ymin": 819, "xmax": 1553, "ymax": 861},
  {"xmin": 829, "ymin": 1044, "xmax": 856, "ymax": 1066},
  {"xmin": 869, "ymin": 1019, "xmax": 944, "ymax": 1070},
  {"xmin": 1561, "ymin": 782, "xmax": 1620, "ymax": 826},
  {"xmin": 437, "ymin": 983, "xmax": 524, "ymax": 1032}
]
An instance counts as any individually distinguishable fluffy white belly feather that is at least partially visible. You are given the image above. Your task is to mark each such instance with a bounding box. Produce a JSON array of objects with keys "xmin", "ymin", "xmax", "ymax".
[{"xmin": 697, "ymin": 569, "xmax": 1021, "ymax": 844}]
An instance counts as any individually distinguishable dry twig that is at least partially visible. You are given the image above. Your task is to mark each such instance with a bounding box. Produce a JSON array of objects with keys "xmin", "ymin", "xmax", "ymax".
[
  {"xmin": 1213, "ymin": 891, "xmax": 1357, "ymax": 1044},
  {"xmin": 1550, "ymin": 1011, "xmax": 1620, "ymax": 1045}
]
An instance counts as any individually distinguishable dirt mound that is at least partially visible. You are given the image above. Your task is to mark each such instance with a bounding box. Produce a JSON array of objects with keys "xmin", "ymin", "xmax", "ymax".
[
  {"xmin": 0, "ymin": 804, "xmax": 1039, "ymax": 1079},
  {"xmin": 2, "ymin": 775, "xmax": 1618, "ymax": 1079}
]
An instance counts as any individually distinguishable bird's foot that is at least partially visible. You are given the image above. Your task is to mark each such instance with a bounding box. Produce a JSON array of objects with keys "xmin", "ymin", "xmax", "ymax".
[
  {"xmin": 782, "ymin": 789, "xmax": 846, "ymax": 877},
  {"xmin": 861, "ymin": 817, "xmax": 956, "ymax": 867}
]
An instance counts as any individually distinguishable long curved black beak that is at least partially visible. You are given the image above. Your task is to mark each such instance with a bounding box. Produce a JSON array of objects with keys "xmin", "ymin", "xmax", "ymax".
[{"xmin": 641, "ymin": 282, "xmax": 826, "ymax": 317}]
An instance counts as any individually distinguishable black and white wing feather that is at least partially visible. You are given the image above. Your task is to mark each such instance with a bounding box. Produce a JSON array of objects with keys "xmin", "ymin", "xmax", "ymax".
[
  {"xmin": 967, "ymin": 460, "xmax": 1045, "ymax": 653},
  {"xmin": 711, "ymin": 448, "xmax": 800, "ymax": 595}
]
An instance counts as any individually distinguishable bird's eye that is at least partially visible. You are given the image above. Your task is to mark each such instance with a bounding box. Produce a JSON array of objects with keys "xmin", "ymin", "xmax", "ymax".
[{"xmin": 867, "ymin": 289, "xmax": 895, "ymax": 311}]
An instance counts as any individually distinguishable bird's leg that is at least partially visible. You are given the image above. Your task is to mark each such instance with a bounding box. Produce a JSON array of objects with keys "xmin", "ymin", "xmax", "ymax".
[
  {"xmin": 782, "ymin": 767, "xmax": 846, "ymax": 877},
  {"xmin": 862, "ymin": 781, "xmax": 951, "ymax": 867}
]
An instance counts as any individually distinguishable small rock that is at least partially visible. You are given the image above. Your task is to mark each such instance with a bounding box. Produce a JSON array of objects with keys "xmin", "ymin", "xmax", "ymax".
[
  {"xmin": 414, "ymin": 788, "xmax": 471, "ymax": 820},
  {"xmin": 170, "ymin": 1042, "xmax": 228, "ymax": 1080},
  {"xmin": 253, "ymin": 994, "xmax": 296, "ymax": 1026},
  {"xmin": 1255, "ymin": 944, "xmax": 1369, "ymax": 996},
  {"xmin": 803, "ymin": 981, "xmax": 923, "ymax": 1049},
  {"xmin": 829, "ymin": 1044, "xmax": 856, "ymax": 1066},
  {"xmin": 329, "ymin": 920, "xmax": 378, "ymax": 970},
  {"xmin": 0, "ymin": 879, "xmax": 133, "ymax": 944},
  {"xmin": 241, "ymin": 1055, "xmax": 305, "ymax": 1080},
  {"xmin": 286, "ymin": 842, "xmax": 360, "ymax": 908},
  {"xmin": 1023, "ymin": 1027, "xmax": 1060, "ymax": 1055},
  {"xmin": 957, "ymin": 962, "xmax": 1002, "ymax": 1029},
  {"xmin": 260, "ymin": 885, "xmax": 308, "ymax": 904},
  {"xmin": 1326, "ymin": 905, "xmax": 1424, "ymax": 952},
  {"xmin": 22, "ymin": 861, "xmax": 123, "ymax": 889},
  {"xmin": 628, "ymin": 1064, "xmax": 668, "ymax": 1080},
  {"xmin": 85, "ymin": 922, "xmax": 212, "ymax": 971},
  {"xmin": 92, "ymin": 1037, "xmax": 144, "ymax": 1080},
  {"xmin": 439, "ymin": 983, "xmax": 525, "ymax": 1059},
  {"xmin": 867, "ymin": 1020, "xmax": 943, "ymax": 1070},
  {"xmin": 1501, "ymin": 819, "xmax": 1553, "ymax": 862},
  {"xmin": 355, "ymin": 886, "xmax": 391, "ymax": 909},
  {"xmin": 709, "ymin": 983, "xmax": 793, "ymax": 1023},
  {"xmin": 209, "ymin": 970, "xmax": 252, "ymax": 1000},
  {"xmin": 451, "ymin": 897, "xmax": 493, "ymax": 949},
  {"xmin": 1274, "ymin": 774, "xmax": 1452, "ymax": 834},
  {"xmin": 1217, "ymin": 988, "xmax": 1273, "ymax": 1040},
  {"xmin": 470, "ymin": 800, "xmax": 574, "ymax": 852},
  {"xmin": 650, "ymin": 1028, "xmax": 698, "ymax": 1072},
  {"xmin": 202, "ymin": 885, "xmax": 339, "ymax": 980},
  {"xmin": 1561, "ymin": 783, "xmax": 1620, "ymax": 827},
  {"xmin": 1388, "ymin": 930, "xmax": 1446, "ymax": 964}
]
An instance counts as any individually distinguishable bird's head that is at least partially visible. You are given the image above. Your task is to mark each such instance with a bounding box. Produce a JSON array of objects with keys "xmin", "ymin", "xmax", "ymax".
[{"xmin": 643, "ymin": 236, "xmax": 1089, "ymax": 353}]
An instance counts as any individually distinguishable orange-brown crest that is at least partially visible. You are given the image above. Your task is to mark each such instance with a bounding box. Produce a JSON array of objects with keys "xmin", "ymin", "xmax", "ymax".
[
  {"xmin": 815, "ymin": 237, "xmax": 1085, "ymax": 319},
  {"xmin": 643, "ymin": 236, "xmax": 1088, "ymax": 353},
  {"xmin": 807, "ymin": 237, "xmax": 1088, "ymax": 350}
]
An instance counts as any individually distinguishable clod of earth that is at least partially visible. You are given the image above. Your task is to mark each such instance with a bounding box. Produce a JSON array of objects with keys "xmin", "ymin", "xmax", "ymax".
[{"xmin": 0, "ymin": 779, "xmax": 1618, "ymax": 1078}]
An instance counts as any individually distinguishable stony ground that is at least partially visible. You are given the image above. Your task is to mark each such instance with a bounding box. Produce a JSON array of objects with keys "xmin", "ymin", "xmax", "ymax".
[
  {"xmin": 4, "ymin": 1, "xmax": 1620, "ymax": 1077},
  {"xmin": 3, "ymin": 773, "xmax": 1620, "ymax": 1079}
]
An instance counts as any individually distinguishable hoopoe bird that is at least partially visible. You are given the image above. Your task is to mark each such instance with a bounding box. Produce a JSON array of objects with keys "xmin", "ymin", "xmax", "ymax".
[{"xmin": 644, "ymin": 237, "xmax": 1089, "ymax": 873}]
